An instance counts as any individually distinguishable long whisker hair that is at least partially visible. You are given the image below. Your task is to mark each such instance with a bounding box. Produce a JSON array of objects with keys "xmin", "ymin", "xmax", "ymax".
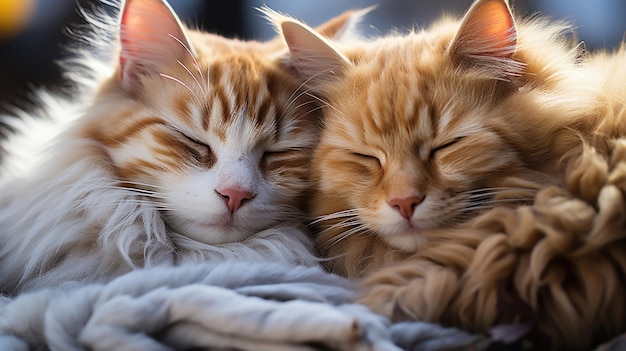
[
  {"xmin": 168, "ymin": 33, "xmax": 206, "ymax": 93},
  {"xmin": 447, "ymin": 183, "xmax": 544, "ymax": 223},
  {"xmin": 310, "ymin": 208, "xmax": 374, "ymax": 247}
]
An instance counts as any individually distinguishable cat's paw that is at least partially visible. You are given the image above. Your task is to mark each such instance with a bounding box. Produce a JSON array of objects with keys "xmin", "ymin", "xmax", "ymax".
[{"xmin": 356, "ymin": 260, "xmax": 461, "ymax": 323}]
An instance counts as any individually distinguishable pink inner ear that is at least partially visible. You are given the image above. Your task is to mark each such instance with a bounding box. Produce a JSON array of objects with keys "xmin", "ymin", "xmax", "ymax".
[
  {"xmin": 472, "ymin": 1, "xmax": 516, "ymax": 57},
  {"xmin": 449, "ymin": 0, "xmax": 523, "ymax": 77},
  {"xmin": 119, "ymin": 6, "xmax": 133, "ymax": 81},
  {"xmin": 118, "ymin": 0, "xmax": 193, "ymax": 91}
]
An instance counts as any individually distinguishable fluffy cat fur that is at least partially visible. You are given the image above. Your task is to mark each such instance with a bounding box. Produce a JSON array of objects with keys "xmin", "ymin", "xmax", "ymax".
[
  {"xmin": 278, "ymin": 0, "xmax": 626, "ymax": 349},
  {"xmin": 280, "ymin": 0, "xmax": 609, "ymax": 276},
  {"xmin": 0, "ymin": 0, "xmax": 362, "ymax": 295}
]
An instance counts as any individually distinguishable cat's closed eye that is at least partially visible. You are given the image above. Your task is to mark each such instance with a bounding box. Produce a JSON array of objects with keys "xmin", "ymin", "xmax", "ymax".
[
  {"xmin": 260, "ymin": 150, "xmax": 296, "ymax": 170},
  {"xmin": 429, "ymin": 136, "xmax": 465, "ymax": 159},
  {"xmin": 262, "ymin": 150, "xmax": 297, "ymax": 162},
  {"xmin": 178, "ymin": 131, "xmax": 215, "ymax": 166},
  {"xmin": 351, "ymin": 152, "xmax": 381, "ymax": 166}
]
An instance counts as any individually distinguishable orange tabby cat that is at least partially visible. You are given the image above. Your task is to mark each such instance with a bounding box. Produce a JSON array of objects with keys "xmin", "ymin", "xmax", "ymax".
[
  {"xmin": 280, "ymin": 0, "xmax": 600, "ymax": 278},
  {"xmin": 0, "ymin": 0, "xmax": 360, "ymax": 294},
  {"xmin": 277, "ymin": 0, "xmax": 626, "ymax": 349}
]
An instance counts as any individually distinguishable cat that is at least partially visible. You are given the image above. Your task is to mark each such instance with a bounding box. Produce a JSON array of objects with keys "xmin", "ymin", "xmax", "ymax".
[
  {"xmin": 279, "ymin": 0, "xmax": 599, "ymax": 279},
  {"xmin": 277, "ymin": 0, "xmax": 626, "ymax": 349},
  {"xmin": 0, "ymin": 0, "xmax": 361, "ymax": 295}
]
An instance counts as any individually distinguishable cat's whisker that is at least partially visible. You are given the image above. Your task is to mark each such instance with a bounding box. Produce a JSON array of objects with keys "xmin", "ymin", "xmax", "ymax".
[
  {"xmin": 311, "ymin": 213, "xmax": 358, "ymax": 224},
  {"xmin": 298, "ymin": 104, "xmax": 325, "ymax": 118},
  {"xmin": 282, "ymin": 99, "xmax": 319, "ymax": 120},
  {"xmin": 115, "ymin": 181, "xmax": 169, "ymax": 190},
  {"xmin": 314, "ymin": 209, "xmax": 360, "ymax": 219},
  {"xmin": 43, "ymin": 180, "xmax": 169, "ymax": 194},
  {"xmin": 68, "ymin": 199, "xmax": 167, "ymax": 210},
  {"xmin": 160, "ymin": 73, "xmax": 197, "ymax": 98},
  {"xmin": 112, "ymin": 186, "xmax": 157, "ymax": 194},
  {"xmin": 461, "ymin": 186, "xmax": 541, "ymax": 195},
  {"xmin": 455, "ymin": 198, "xmax": 535, "ymax": 213},
  {"xmin": 301, "ymin": 88, "xmax": 351, "ymax": 121},
  {"xmin": 283, "ymin": 86, "xmax": 316, "ymax": 113},
  {"xmin": 176, "ymin": 60, "xmax": 205, "ymax": 96},
  {"xmin": 468, "ymin": 195, "xmax": 535, "ymax": 204},
  {"xmin": 326, "ymin": 224, "xmax": 375, "ymax": 247},
  {"xmin": 204, "ymin": 38, "xmax": 219, "ymax": 90},
  {"xmin": 317, "ymin": 217, "xmax": 364, "ymax": 239},
  {"xmin": 81, "ymin": 186, "xmax": 180, "ymax": 205},
  {"xmin": 337, "ymin": 225, "xmax": 370, "ymax": 238},
  {"xmin": 131, "ymin": 193, "xmax": 170, "ymax": 201},
  {"xmin": 312, "ymin": 215, "xmax": 360, "ymax": 227},
  {"xmin": 482, "ymin": 198, "xmax": 534, "ymax": 206},
  {"xmin": 283, "ymin": 83, "xmax": 314, "ymax": 115},
  {"xmin": 311, "ymin": 209, "xmax": 361, "ymax": 225},
  {"xmin": 315, "ymin": 216, "xmax": 357, "ymax": 229},
  {"xmin": 285, "ymin": 100, "xmax": 319, "ymax": 114},
  {"xmin": 279, "ymin": 104, "xmax": 326, "ymax": 130},
  {"xmin": 283, "ymin": 67, "xmax": 334, "ymax": 113},
  {"xmin": 167, "ymin": 33, "xmax": 205, "ymax": 90},
  {"xmin": 105, "ymin": 197, "xmax": 182, "ymax": 211},
  {"xmin": 326, "ymin": 229, "xmax": 356, "ymax": 246},
  {"xmin": 324, "ymin": 218, "xmax": 362, "ymax": 231},
  {"xmin": 89, "ymin": 185, "xmax": 164, "ymax": 198}
]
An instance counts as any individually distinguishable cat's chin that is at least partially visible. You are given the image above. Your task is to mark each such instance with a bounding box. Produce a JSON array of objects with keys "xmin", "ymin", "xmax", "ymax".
[
  {"xmin": 379, "ymin": 229, "xmax": 431, "ymax": 253},
  {"xmin": 167, "ymin": 217, "xmax": 259, "ymax": 245}
]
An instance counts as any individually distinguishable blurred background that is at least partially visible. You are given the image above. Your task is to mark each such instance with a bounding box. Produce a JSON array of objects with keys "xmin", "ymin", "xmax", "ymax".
[{"xmin": 0, "ymin": 0, "xmax": 625, "ymax": 111}]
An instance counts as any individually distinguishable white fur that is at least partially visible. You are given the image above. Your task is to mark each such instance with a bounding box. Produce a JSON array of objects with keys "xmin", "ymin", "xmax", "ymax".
[
  {"xmin": 0, "ymin": 0, "xmax": 318, "ymax": 295},
  {"xmin": 0, "ymin": 138, "xmax": 318, "ymax": 294}
]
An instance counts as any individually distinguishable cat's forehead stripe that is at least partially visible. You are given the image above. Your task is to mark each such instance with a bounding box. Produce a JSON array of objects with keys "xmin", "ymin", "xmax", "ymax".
[
  {"xmin": 255, "ymin": 96, "xmax": 273, "ymax": 128},
  {"xmin": 202, "ymin": 57, "xmax": 284, "ymax": 133},
  {"xmin": 197, "ymin": 102, "xmax": 225, "ymax": 141},
  {"xmin": 104, "ymin": 117, "xmax": 166, "ymax": 147},
  {"xmin": 173, "ymin": 95, "xmax": 192, "ymax": 125},
  {"xmin": 215, "ymin": 83, "xmax": 234, "ymax": 126},
  {"xmin": 208, "ymin": 63, "xmax": 223, "ymax": 89}
]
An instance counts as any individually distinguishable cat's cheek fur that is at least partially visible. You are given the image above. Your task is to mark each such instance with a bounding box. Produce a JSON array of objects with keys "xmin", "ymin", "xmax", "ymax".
[
  {"xmin": 159, "ymin": 171, "xmax": 229, "ymax": 244},
  {"xmin": 159, "ymin": 164, "xmax": 271, "ymax": 245}
]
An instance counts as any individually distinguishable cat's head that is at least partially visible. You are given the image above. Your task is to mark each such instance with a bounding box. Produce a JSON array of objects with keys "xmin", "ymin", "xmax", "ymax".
[
  {"xmin": 78, "ymin": 0, "xmax": 358, "ymax": 245},
  {"xmin": 280, "ymin": 0, "xmax": 582, "ymax": 253}
]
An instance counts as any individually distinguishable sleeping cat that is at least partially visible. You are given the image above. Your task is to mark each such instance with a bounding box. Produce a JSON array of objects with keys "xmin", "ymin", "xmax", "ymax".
[
  {"xmin": 278, "ymin": 0, "xmax": 626, "ymax": 349},
  {"xmin": 0, "ymin": 0, "xmax": 359, "ymax": 295},
  {"xmin": 279, "ymin": 0, "xmax": 600, "ymax": 278}
]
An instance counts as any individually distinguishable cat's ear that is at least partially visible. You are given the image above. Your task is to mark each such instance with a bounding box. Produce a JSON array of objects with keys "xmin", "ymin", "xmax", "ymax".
[
  {"xmin": 118, "ymin": 0, "xmax": 195, "ymax": 92},
  {"xmin": 448, "ymin": 0, "xmax": 524, "ymax": 78},
  {"xmin": 312, "ymin": 7, "xmax": 374, "ymax": 42},
  {"xmin": 263, "ymin": 8, "xmax": 353, "ymax": 87}
]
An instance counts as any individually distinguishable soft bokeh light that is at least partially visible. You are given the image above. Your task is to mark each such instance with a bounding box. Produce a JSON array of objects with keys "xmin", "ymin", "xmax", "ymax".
[{"xmin": 0, "ymin": 0, "xmax": 36, "ymax": 39}]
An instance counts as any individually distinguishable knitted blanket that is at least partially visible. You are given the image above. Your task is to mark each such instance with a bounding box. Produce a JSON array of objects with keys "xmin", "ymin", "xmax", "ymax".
[{"xmin": 0, "ymin": 261, "xmax": 483, "ymax": 351}]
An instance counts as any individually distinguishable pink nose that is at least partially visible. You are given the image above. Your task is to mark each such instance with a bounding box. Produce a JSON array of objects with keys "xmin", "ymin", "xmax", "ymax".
[
  {"xmin": 216, "ymin": 188, "xmax": 255, "ymax": 213},
  {"xmin": 388, "ymin": 195, "xmax": 424, "ymax": 220}
]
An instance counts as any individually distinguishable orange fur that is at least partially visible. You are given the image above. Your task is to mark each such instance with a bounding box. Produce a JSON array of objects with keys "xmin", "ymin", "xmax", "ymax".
[
  {"xmin": 280, "ymin": 0, "xmax": 626, "ymax": 348},
  {"xmin": 359, "ymin": 136, "xmax": 626, "ymax": 349},
  {"xmin": 289, "ymin": 2, "xmax": 596, "ymax": 278}
]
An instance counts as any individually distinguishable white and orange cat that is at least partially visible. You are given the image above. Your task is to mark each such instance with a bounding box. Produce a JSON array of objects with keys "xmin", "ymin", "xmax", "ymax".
[
  {"xmin": 277, "ymin": 0, "xmax": 626, "ymax": 349},
  {"xmin": 0, "ymin": 0, "xmax": 360, "ymax": 295}
]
